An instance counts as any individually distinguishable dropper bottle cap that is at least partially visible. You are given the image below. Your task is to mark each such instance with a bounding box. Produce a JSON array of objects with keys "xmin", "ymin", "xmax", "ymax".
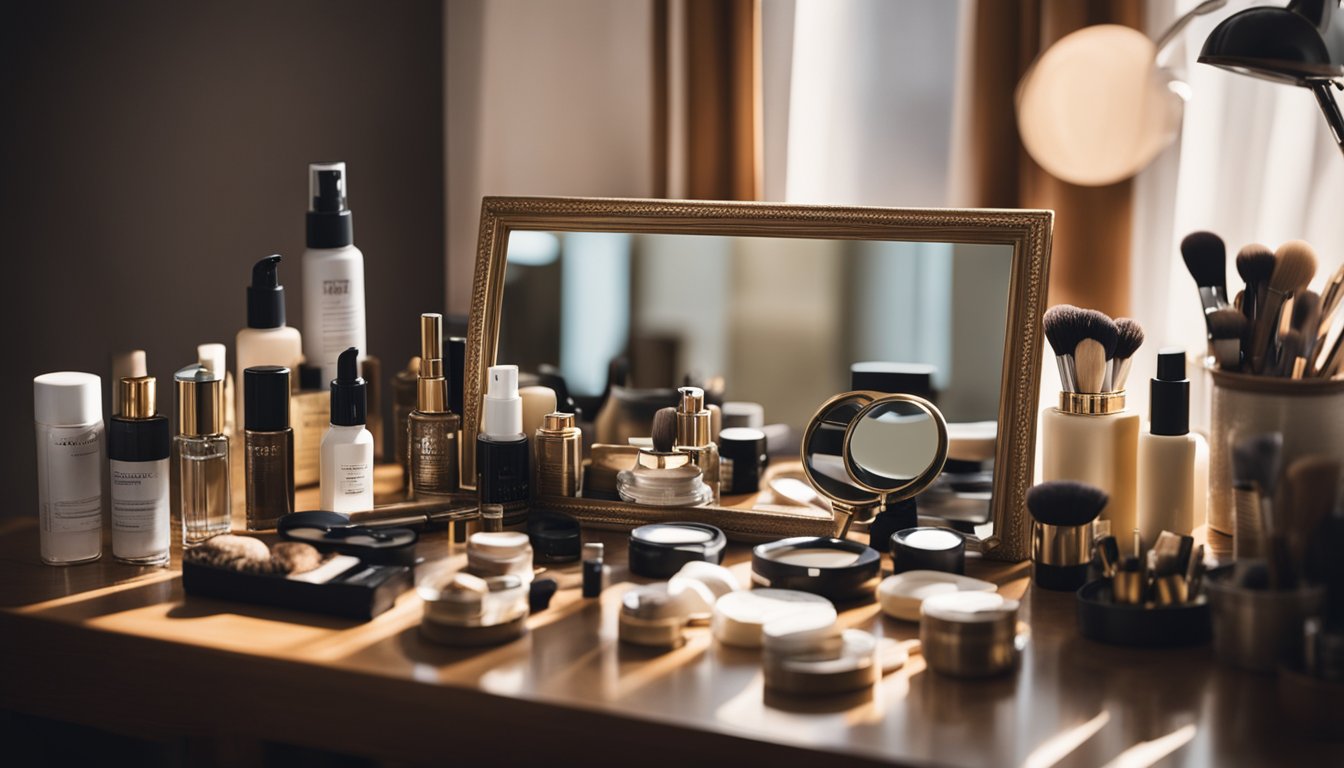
[
  {"xmin": 417, "ymin": 313, "xmax": 447, "ymax": 413},
  {"xmin": 1149, "ymin": 348, "xmax": 1189, "ymax": 436},
  {"xmin": 330, "ymin": 347, "xmax": 367, "ymax": 426},
  {"xmin": 306, "ymin": 161, "xmax": 354, "ymax": 249},
  {"xmin": 246, "ymin": 254, "xmax": 287, "ymax": 329},
  {"xmin": 482, "ymin": 365, "xmax": 523, "ymax": 438}
]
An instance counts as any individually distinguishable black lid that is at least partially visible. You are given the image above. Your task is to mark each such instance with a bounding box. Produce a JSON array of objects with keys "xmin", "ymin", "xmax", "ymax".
[
  {"xmin": 447, "ymin": 336, "xmax": 466, "ymax": 414},
  {"xmin": 1150, "ymin": 347, "xmax": 1189, "ymax": 436},
  {"xmin": 850, "ymin": 361, "xmax": 937, "ymax": 401},
  {"xmin": 246, "ymin": 255, "xmax": 287, "ymax": 329},
  {"xmin": 330, "ymin": 347, "xmax": 367, "ymax": 426},
  {"xmin": 628, "ymin": 523, "xmax": 726, "ymax": 579},
  {"xmin": 528, "ymin": 514, "xmax": 581, "ymax": 563},
  {"xmin": 306, "ymin": 162, "xmax": 354, "ymax": 248},
  {"xmin": 245, "ymin": 366, "xmax": 291, "ymax": 431},
  {"xmin": 298, "ymin": 364, "xmax": 323, "ymax": 392},
  {"xmin": 751, "ymin": 536, "xmax": 882, "ymax": 602}
]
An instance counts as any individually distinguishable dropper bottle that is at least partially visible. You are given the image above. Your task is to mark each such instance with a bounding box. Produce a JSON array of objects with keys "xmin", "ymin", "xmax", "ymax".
[
  {"xmin": 477, "ymin": 364, "xmax": 530, "ymax": 527},
  {"xmin": 320, "ymin": 347, "xmax": 374, "ymax": 514}
]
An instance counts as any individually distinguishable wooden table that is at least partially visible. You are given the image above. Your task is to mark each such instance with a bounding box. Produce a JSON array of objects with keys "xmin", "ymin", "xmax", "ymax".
[{"xmin": 1, "ymin": 473, "xmax": 1338, "ymax": 767}]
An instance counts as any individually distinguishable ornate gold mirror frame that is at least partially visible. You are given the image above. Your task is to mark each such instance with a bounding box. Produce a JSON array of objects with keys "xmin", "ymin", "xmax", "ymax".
[{"xmin": 463, "ymin": 197, "xmax": 1052, "ymax": 561}]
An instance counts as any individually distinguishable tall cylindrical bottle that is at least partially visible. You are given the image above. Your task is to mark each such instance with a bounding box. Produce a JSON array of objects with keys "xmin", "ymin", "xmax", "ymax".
[
  {"xmin": 109, "ymin": 376, "xmax": 171, "ymax": 564},
  {"xmin": 302, "ymin": 162, "xmax": 367, "ymax": 386},
  {"xmin": 236, "ymin": 254, "xmax": 303, "ymax": 428},
  {"xmin": 1041, "ymin": 392, "xmax": 1140, "ymax": 555},
  {"xmin": 320, "ymin": 347, "xmax": 374, "ymax": 514},
  {"xmin": 244, "ymin": 366, "xmax": 295, "ymax": 530},
  {"xmin": 175, "ymin": 364, "xmax": 231, "ymax": 546},
  {"xmin": 33, "ymin": 371, "xmax": 104, "ymax": 565},
  {"xmin": 409, "ymin": 314, "xmax": 460, "ymax": 498},
  {"xmin": 1137, "ymin": 349, "xmax": 1208, "ymax": 549},
  {"xmin": 478, "ymin": 365, "xmax": 530, "ymax": 527},
  {"xmin": 674, "ymin": 386, "xmax": 720, "ymax": 503}
]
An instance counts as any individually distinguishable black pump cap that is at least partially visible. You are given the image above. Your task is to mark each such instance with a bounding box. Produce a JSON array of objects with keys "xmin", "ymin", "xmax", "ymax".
[
  {"xmin": 1150, "ymin": 347, "xmax": 1189, "ymax": 436},
  {"xmin": 330, "ymin": 347, "xmax": 367, "ymax": 426},
  {"xmin": 306, "ymin": 162, "xmax": 354, "ymax": 248},
  {"xmin": 246, "ymin": 255, "xmax": 287, "ymax": 329},
  {"xmin": 245, "ymin": 366, "xmax": 291, "ymax": 431},
  {"xmin": 447, "ymin": 336, "xmax": 466, "ymax": 414}
]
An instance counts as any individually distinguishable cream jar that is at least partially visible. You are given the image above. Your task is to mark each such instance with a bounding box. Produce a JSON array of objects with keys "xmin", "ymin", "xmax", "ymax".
[
  {"xmin": 919, "ymin": 591, "xmax": 1022, "ymax": 678},
  {"xmin": 466, "ymin": 531, "xmax": 534, "ymax": 584},
  {"xmin": 419, "ymin": 571, "xmax": 530, "ymax": 647},
  {"xmin": 619, "ymin": 584, "xmax": 693, "ymax": 648}
]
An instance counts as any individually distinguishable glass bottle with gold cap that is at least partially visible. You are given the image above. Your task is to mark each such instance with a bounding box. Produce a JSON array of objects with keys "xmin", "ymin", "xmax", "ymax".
[
  {"xmin": 409, "ymin": 313, "xmax": 460, "ymax": 497},
  {"xmin": 674, "ymin": 386, "xmax": 720, "ymax": 503},
  {"xmin": 110, "ymin": 376, "xmax": 172, "ymax": 564},
  {"xmin": 175, "ymin": 364, "xmax": 231, "ymax": 546}
]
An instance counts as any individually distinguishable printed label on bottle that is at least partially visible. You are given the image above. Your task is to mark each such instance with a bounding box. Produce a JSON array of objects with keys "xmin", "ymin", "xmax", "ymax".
[
  {"xmin": 334, "ymin": 443, "xmax": 373, "ymax": 498},
  {"xmin": 111, "ymin": 459, "xmax": 170, "ymax": 532},
  {"xmin": 43, "ymin": 426, "xmax": 103, "ymax": 533},
  {"xmin": 320, "ymin": 280, "xmax": 364, "ymax": 371}
]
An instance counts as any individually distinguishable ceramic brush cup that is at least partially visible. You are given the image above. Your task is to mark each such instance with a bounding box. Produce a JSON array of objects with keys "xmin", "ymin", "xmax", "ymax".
[{"xmin": 1027, "ymin": 481, "xmax": 1108, "ymax": 590}]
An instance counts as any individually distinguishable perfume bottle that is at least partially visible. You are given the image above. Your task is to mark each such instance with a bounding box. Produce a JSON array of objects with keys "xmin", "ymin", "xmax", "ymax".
[
  {"xmin": 244, "ymin": 366, "xmax": 295, "ymax": 530},
  {"xmin": 477, "ymin": 365, "xmax": 530, "ymax": 527},
  {"xmin": 674, "ymin": 386, "xmax": 720, "ymax": 503},
  {"xmin": 33, "ymin": 371, "xmax": 105, "ymax": 565},
  {"xmin": 534, "ymin": 412, "xmax": 582, "ymax": 497},
  {"xmin": 109, "ymin": 376, "xmax": 171, "ymax": 565},
  {"xmin": 175, "ymin": 364, "xmax": 231, "ymax": 546},
  {"xmin": 320, "ymin": 347, "xmax": 374, "ymax": 514},
  {"xmin": 409, "ymin": 313, "xmax": 460, "ymax": 497}
]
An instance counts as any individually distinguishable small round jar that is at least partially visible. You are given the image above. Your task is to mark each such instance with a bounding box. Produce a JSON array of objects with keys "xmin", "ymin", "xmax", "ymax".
[
  {"xmin": 877, "ymin": 571, "xmax": 998, "ymax": 622},
  {"xmin": 751, "ymin": 537, "xmax": 881, "ymax": 602},
  {"xmin": 719, "ymin": 427, "xmax": 768, "ymax": 495},
  {"xmin": 920, "ymin": 592, "xmax": 1021, "ymax": 678},
  {"xmin": 617, "ymin": 462, "xmax": 714, "ymax": 507},
  {"xmin": 711, "ymin": 589, "xmax": 837, "ymax": 649},
  {"xmin": 527, "ymin": 513, "xmax": 581, "ymax": 564},
  {"xmin": 628, "ymin": 523, "xmax": 726, "ymax": 579},
  {"xmin": 419, "ymin": 572, "xmax": 530, "ymax": 647},
  {"xmin": 467, "ymin": 531, "xmax": 534, "ymax": 584},
  {"xmin": 764, "ymin": 627, "xmax": 881, "ymax": 696},
  {"xmin": 619, "ymin": 584, "xmax": 693, "ymax": 648},
  {"xmin": 891, "ymin": 527, "xmax": 966, "ymax": 574}
]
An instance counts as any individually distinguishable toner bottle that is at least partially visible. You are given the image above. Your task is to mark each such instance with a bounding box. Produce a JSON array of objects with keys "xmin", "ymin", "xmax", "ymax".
[
  {"xmin": 320, "ymin": 347, "xmax": 374, "ymax": 514},
  {"xmin": 303, "ymin": 162, "xmax": 367, "ymax": 386},
  {"xmin": 478, "ymin": 365, "xmax": 530, "ymax": 528}
]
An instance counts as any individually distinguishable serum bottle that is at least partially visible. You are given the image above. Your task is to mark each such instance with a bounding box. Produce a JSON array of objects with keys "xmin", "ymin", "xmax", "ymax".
[
  {"xmin": 244, "ymin": 366, "xmax": 295, "ymax": 530},
  {"xmin": 321, "ymin": 347, "xmax": 374, "ymax": 514},
  {"xmin": 175, "ymin": 364, "xmax": 231, "ymax": 546},
  {"xmin": 302, "ymin": 162, "xmax": 367, "ymax": 386},
  {"xmin": 109, "ymin": 376, "xmax": 171, "ymax": 564},
  {"xmin": 236, "ymin": 254, "xmax": 302, "ymax": 428},
  {"xmin": 674, "ymin": 386, "xmax": 721, "ymax": 503},
  {"xmin": 477, "ymin": 365, "xmax": 530, "ymax": 527},
  {"xmin": 409, "ymin": 313, "xmax": 459, "ymax": 497},
  {"xmin": 1137, "ymin": 349, "xmax": 1209, "ymax": 546},
  {"xmin": 33, "ymin": 371, "xmax": 105, "ymax": 565}
]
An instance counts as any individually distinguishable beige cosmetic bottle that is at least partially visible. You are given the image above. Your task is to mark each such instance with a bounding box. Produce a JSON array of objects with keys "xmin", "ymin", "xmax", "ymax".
[
  {"xmin": 1136, "ymin": 350, "xmax": 1208, "ymax": 548},
  {"xmin": 1041, "ymin": 392, "xmax": 1140, "ymax": 555}
]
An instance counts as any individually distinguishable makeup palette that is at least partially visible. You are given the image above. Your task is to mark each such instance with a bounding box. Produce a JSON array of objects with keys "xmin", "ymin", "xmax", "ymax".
[
  {"xmin": 890, "ymin": 527, "xmax": 966, "ymax": 574},
  {"xmin": 711, "ymin": 589, "xmax": 837, "ymax": 649},
  {"xmin": 751, "ymin": 537, "xmax": 881, "ymax": 602},
  {"xmin": 877, "ymin": 571, "xmax": 998, "ymax": 622},
  {"xmin": 628, "ymin": 523, "xmax": 727, "ymax": 579},
  {"xmin": 278, "ymin": 511, "xmax": 419, "ymax": 566}
]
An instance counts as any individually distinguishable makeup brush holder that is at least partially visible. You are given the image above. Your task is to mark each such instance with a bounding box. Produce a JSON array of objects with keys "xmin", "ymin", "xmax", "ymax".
[
  {"xmin": 1205, "ymin": 564, "xmax": 1326, "ymax": 672},
  {"xmin": 1207, "ymin": 369, "xmax": 1344, "ymax": 536}
]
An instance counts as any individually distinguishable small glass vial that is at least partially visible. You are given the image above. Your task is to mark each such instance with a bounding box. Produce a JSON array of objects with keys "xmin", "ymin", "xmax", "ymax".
[
  {"xmin": 109, "ymin": 376, "xmax": 171, "ymax": 565},
  {"xmin": 244, "ymin": 366, "xmax": 295, "ymax": 530},
  {"xmin": 175, "ymin": 364, "xmax": 231, "ymax": 546},
  {"xmin": 409, "ymin": 314, "xmax": 461, "ymax": 497},
  {"xmin": 33, "ymin": 371, "xmax": 105, "ymax": 565},
  {"xmin": 583, "ymin": 542, "xmax": 605, "ymax": 598}
]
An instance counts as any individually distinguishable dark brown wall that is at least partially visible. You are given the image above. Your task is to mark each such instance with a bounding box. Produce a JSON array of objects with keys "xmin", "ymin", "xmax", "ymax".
[{"xmin": 1, "ymin": 0, "xmax": 445, "ymax": 517}]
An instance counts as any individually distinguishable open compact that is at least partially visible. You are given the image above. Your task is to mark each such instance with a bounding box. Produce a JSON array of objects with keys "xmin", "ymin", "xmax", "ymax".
[
  {"xmin": 278, "ymin": 511, "xmax": 419, "ymax": 566},
  {"xmin": 751, "ymin": 537, "xmax": 881, "ymax": 602},
  {"xmin": 628, "ymin": 523, "xmax": 727, "ymax": 579}
]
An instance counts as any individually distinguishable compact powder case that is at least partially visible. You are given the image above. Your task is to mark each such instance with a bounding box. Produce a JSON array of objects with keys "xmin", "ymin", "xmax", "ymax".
[
  {"xmin": 628, "ymin": 523, "xmax": 727, "ymax": 579},
  {"xmin": 711, "ymin": 588, "xmax": 837, "ymax": 648},
  {"xmin": 751, "ymin": 537, "xmax": 881, "ymax": 602},
  {"xmin": 877, "ymin": 571, "xmax": 998, "ymax": 622},
  {"xmin": 763, "ymin": 626, "xmax": 883, "ymax": 696},
  {"xmin": 278, "ymin": 511, "xmax": 419, "ymax": 566},
  {"xmin": 466, "ymin": 531, "xmax": 534, "ymax": 584},
  {"xmin": 891, "ymin": 526, "xmax": 967, "ymax": 574},
  {"xmin": 619, "ymin": 583, "xmax": 694, "ymax": 648},
  {"xmin": 919, "ymin": 591, "xmax": 1023, "ymax": 678},
  {"xmin": 419, "ymin": 571, "xmax": 529, "ymax": 647},
  {"xmin": 526, "ymin": 513, "xmax": 581, "ymax": 563}
]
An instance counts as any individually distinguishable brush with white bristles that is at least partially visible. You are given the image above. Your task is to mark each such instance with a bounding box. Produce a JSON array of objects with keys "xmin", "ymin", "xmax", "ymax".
[
  {"xmin": 1074, "ymin": 310, "xmax": 1118, "ymax": 394},
  {"xmin": 1251, "ymin": 240, "xmax": 1317, "ymax": 374}
]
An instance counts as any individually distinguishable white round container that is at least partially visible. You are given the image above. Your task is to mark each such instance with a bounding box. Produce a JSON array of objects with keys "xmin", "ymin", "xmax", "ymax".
[{"xmin": 34, "ymin": 372, "xmax": 105, "ymax": 565}]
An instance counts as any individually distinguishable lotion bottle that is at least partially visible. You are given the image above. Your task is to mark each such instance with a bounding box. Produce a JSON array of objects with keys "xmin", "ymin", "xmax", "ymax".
[
  {"xmin": 236, "ymin": 254, "xmax": 302, "ymax": 428},
  {"xmin": 1042, "ymin": 394, "xmax": 1140, "ymax": 556},
  {"xmin": 477, "ymin": 365, "xmax": 530, "ymax": 527},
  {"xmin": 33, "ymin": 371, "xmax": 105, "ymax": 565},
  {"xmin": 1137, "ymin": 349, "xmax": 1208, "ymax": 548},
  {"xmin": 302, "ymin": 162, "xmax": 367, "ymax": 386},
  {"xmin": 109, "ymin": 376, "xmax": 171, "ymax": 565},
  {"xmin": 320, "ymin": 347, "xmax": 374, "ymax": 514}
]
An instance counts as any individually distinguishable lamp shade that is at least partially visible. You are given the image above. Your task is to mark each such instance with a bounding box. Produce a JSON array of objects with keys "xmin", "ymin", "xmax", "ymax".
[{"xmin": 1198, "ymin": 0, "xmax": 1344, "ymax": 84}]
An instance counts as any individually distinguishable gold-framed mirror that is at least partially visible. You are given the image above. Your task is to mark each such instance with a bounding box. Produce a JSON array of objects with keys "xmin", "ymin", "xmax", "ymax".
[{"xmin": 464, "ymin": 197, "xmax": 1052, "ymax": 561}]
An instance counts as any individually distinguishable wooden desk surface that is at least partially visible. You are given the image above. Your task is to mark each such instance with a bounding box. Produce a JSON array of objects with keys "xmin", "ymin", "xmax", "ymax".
[{"xmin": 1, "ymin": 470, "xmax": 1338, "ymax": 767}]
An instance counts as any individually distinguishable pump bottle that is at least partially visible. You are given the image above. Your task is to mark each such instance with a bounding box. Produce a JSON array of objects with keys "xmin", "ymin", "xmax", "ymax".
[
  {"xmin": 1137, "ymin": 349, "xmax": 1209, "ymax": 548},
  {"xmin": 236, "ymin": 254, "xmax": 302, "ymax": 428},
  {"xmin": 320, "ymin": 347, "xmax": 374, "ymax": 514},
  {"xmin": 477, "ymin": 365, "xmax": 530, "ymax": 527},
  {"xmin": 409, "ymin": 313, "xmax": 460, "ymax": 497},
  {"xmin": 303, "ymin": 162, "xmax": 367, "ymax": 386}
]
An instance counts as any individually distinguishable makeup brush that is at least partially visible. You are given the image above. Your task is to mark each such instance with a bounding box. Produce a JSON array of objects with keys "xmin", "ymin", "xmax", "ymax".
[
  {"xmin": 1207, "ymin": 308, "xmax": 1245, "ymax": 371},
  {"xmin": 1275, "ymin": 330, "xmax": 1305, "ymax": 378},
  {"xmin": 1074, "ymin": 310, "xmax": 1118, "ymax": 394},
  {"xmin": 651, "ymin": 407, "xmax": 677, "ymax": 453},
  {"xmin": 1026, "ymin": 480, "xmax": 1109, "ymax": 526},
  {"xmin": 1181, "ymin": 230, "xmax": 1230, "ymax": 317},
  {"xmin": 1251, "ymin": 240, "xmax": 1317, "ymax": 374},
  {"xmin": 1109, "ymin": 318, "xmax": 1144, "ymax": 391},
  {"xmin": 1320, "ymin": 262, "xmax": 1344, "ymax": 322},
  {"xmin": 1233, "ymin": 432, "xmax": 1283, "ymax": 553},
  {"xmin": 1291, "ymin": 290, "xmax": 1323, "ymax": 362},
  {"xmin": 1316, "ymin": 324, "xmax": 1344, "ymax": 378},
  {"xmin": 1043, "ymin": 305, "xmax": 1084, "ymax": 392},
  {"xmin": 1283, "ymin": 455, "xmax": 1341, "ymax": 582},
  {"xmin": 1236, "ymin": 242, "xmax": 1275, "ymax": 327},
  {"xmin": 1026, "ymin": 480, "xmax": 1110, "ymax": 591}
]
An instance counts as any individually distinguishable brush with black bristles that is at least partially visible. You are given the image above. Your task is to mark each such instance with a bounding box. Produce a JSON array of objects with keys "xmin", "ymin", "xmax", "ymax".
[
  {"xmin": 1251, "ymin": 240, "xmax": 1317, "ymax": 374},
  {"xmin": 1227, "ymin": 432, "xmax": 1283, "ymax": 544},
  {"xmin": 1182, "ymin": 231, "xmax": 1231, "ymax": 321},
  {"xmin": 1074, "ymin": 310, "xmax": 1118, "ymax": 394},
  {"xmin": 1208, "ymin": 308, "xmax": 1245, "ymax": 371},
  {"xmin": 1291, "ymin": 290, "xmax": 1323, "ymax": 362},
  {"xmin": 1109, "ymin": 318, "xmax": 1144, "ymax": 391},
  {"xmin": 1236, "ymin": 242, "xmax": 1275, "ymax": 328},
  {"xmin": 1026, "ymin": 480, "xmax": 1109, "ymax": 591},
  {"xmin": 1043, "ymin": 304, "xmax": 1084, "ymax": 392}
]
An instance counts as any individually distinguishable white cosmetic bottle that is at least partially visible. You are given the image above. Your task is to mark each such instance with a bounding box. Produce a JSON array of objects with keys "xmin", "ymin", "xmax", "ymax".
[
  {"xmin": 302, "ymin": 162, "xmax": 367, "ymax": 386},
  {"xmin": 320, "ymin": 346, "xmax": 374, "ymax": 514},
  {"xmin": 1041, "ymin": 396, "xmax": 1140, "ymax": 556},
  {"xmin": 236, "ymin": 254, "xmax": 302, "ymax": 428},
  {"xmin": 33, "ymin": 371, "xmax": 105, "ymax": 565},
  {"xmin": 1137, "ymin": 349, "xmax": 1208, "ymax": 548}
]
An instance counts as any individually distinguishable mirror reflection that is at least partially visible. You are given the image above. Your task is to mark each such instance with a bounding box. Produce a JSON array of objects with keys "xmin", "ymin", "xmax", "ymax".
[
  {"xmin": 803, "ymin": 393, "xmax": 877, "ymax": 506},
  {"xmin": 847, "ymin": 400, "xmax": 940, "ymax": 490}
]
